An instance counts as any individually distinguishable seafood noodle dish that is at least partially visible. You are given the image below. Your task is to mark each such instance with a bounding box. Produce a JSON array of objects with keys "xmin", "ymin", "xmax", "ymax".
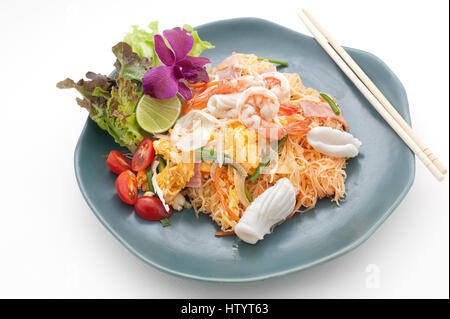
[{"xmin": 58, "ymin": 23, "xmax": 361, "ymax": 244}]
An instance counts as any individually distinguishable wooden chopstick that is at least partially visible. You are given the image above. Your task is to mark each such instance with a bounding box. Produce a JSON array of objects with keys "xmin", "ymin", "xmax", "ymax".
[
  {"xmin": 302, "ymin": 9, "xmax": 447, "ymax": 176},
  {"xmin": 297, "ymin": 11, "xmax": 445, "ymax": 182}
]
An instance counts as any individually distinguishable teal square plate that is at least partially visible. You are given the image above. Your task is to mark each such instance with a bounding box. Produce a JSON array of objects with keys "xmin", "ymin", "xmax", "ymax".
[{"xmin": 74, "ymin": 18, "xmax": 415, "ymax": 282}]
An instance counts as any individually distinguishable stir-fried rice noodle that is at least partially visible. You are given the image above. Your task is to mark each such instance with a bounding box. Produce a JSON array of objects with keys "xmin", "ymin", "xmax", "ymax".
[{"xmin": 156, "ymin": 54, "xmax": 348, "ymax": 232}]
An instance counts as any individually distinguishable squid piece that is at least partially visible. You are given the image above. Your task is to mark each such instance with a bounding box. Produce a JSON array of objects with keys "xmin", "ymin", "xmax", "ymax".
[
  {"xmin": 234, "ymin": 178, "xmax": 296, "ymax": 244},
  {"xmin": 307, "ymin": 126, "xmax": 361, "ymax": 158}
]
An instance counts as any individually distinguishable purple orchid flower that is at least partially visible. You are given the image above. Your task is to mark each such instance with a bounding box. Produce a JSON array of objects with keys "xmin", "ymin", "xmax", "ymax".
[{"xmin": 142, "ymin": 27, "xmax": 210, "ymax": 101}]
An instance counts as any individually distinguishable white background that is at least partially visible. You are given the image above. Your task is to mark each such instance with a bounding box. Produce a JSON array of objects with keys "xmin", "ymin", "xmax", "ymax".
[{"xmin": 0, "ymin": 0, "xmax": 448, "ymax": 299}]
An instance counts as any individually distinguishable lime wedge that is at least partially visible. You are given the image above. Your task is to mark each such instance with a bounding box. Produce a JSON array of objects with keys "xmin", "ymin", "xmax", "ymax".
[{"xmin": 136, "ymin": 94, "xmax": 181, "ymax": 134}]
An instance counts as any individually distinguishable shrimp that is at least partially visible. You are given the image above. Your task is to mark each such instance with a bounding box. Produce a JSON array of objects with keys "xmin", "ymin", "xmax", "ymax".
[
  {"xmin": 283, "ymin": 119, "xmax": 312, "ymax": 136},
  {"xmin": 206, "ymin": 93, "xmax": 242, "ymax": 119},
  {"xmin": 185, "ymin": 76, "xmax": 264, "ymax": 111},
  {"xmin": 237, "ymin": 87, "xmax": 312, "ymax": 140},
  {"xmin": 237, "ymin": 87, "xmax": 283, "ymax": 140},
  {"xmin": 262, "ymin": 72, "xmax": 291, "ymax": 103},
  {"xmin": 279, "ymin": 103, "xmax": 300, "ymax": 116},
  {"xmin": 258, "ymin": 118, "xmax": 312, "ymax": 139}
]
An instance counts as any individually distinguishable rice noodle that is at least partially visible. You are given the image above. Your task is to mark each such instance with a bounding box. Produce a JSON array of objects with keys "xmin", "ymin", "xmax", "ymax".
[{"xmin": 177, "ymin": 56, "xmax": 350, "ymax": 231}]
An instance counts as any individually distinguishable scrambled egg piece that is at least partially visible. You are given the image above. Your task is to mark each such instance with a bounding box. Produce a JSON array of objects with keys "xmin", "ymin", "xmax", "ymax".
[
  {"xmin": 152, "ymin": 122, "xmax": 262, "ymax": 205},
  {"xmin": 210, "ymin": 122, "xmax": 261, "ymax": 175},
  {"xmin": 153, "ymin": 139, "xmax": 194, "ymax": 204}
]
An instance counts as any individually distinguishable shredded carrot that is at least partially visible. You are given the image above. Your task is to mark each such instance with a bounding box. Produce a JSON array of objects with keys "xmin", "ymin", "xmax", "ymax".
[
  {"xmin": 205, "ymin": 80, "xmax": 219, "ymax": 88},
  {"xmin": 190, "ymin": 102, "xmax": 207, "ymax": 110},
  {"xmin": 181, "ymin": 101, "xmax": 191, "ymax": 114},
  {"xmin": 187, "ymin": 82, "xmax": 206, "ymax": 88},
  {"xmin": 215, "ymin": 230, "xmax": 235, "ymax": 237},
  {"xmin": 214, "ymin": 167, "xmax": 240, "ymax": 222},
  {"xmin": 187, "ymin": 80, "xmax": 219, "ymax": 89},
  {"xmin": 196, "ymin": 85, "xmax": 209, "ymax": 95}
]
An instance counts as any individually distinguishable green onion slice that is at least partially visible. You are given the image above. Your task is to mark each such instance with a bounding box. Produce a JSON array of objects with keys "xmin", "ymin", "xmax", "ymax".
[
  {"xmin": 257, "ymin": 57, "xmax": 288, "ymax": 66},
  {"xmin": 195, "ymin": 148, "xmax": 236, "ymax": 169},
  {"xmin": 244, "ymin": 184, "xmax": 253, "ymax": 202},
  {"xmin": 157, "ymin": 157, "xmax": 166, "ymax": 172},
  {"xmin": 320, "ymin": 93, "xmax": 340, "ymax": 115},
  {"xmin": 160, "ymin": 218, "xmax": 171, "ymax": 227},
  {"xmin": 249, "ymin": 135, "xmax": 288, "ymax": 183},
  {"xmin": 145, "ymin": 167, "xmax": 155, "ymax": 193}
]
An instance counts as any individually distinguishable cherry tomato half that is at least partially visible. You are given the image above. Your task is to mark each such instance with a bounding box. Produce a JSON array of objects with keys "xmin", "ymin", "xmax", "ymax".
[
  {"xmin": 131, "ymin": 139, "xmax": 155, "ymax": 172},
  {"xmin": 134, "ymin": 196, "xmax": 172, "ymax": 221},
  {"xmin": 115, "ymin": 170, "xmax": 138, "ymax": 205},
  {"xmin": 107, "ymin": 150, "xmax": 131, "ymax": 175}
]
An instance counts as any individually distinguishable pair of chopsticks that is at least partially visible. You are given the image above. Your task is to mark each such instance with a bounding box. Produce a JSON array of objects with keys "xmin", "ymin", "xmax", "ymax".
[{"xmin": 297, "ymin": 9, "xmax": 447, "ymax": 182}]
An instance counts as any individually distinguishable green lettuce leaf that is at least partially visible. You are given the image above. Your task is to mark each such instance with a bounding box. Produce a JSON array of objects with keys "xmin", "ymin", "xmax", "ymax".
[
  {"xmin": 183, "ymin": 24, "xmax": 215, "ymax": 57},
  {"xmin": 56, "ymin": 72, "xmax": 113, "ymax": 130},
  {"xmin": 123, "ymin": 22, "xmax": 214, "ymax": 67},
  {"xmin": 104, "ymin": 76, "xmax": 144, "ymax": 151},
  {"xmin": 112, "ymin": 42, "xmax": 152, "ymax": 82},
  {"xmin": 123, "ymin": 22, "xmax": 160, "ymax": 66},
  {"xmin": 57, "ymin": 73, "xmax": 144, "ymax": 151},
  {"xmin": 58, "ymin": 22, "xmax": 214, "ymax": 152}
]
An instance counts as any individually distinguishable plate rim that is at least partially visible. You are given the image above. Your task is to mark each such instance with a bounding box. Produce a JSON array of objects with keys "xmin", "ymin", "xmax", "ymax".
[{"xmin": 74, "ymin": 17, "xmax": 416, "ymax": 283}]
